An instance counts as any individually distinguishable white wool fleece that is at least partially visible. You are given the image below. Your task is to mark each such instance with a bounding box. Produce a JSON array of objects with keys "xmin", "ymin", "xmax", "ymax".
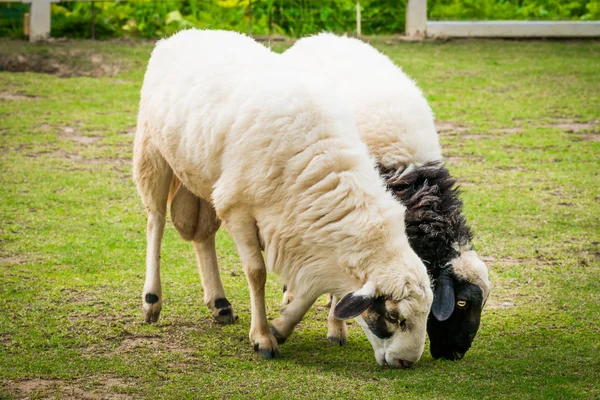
[{"xmin": 283, "ymin": 33, "xmax": 443, "ymax": 169}]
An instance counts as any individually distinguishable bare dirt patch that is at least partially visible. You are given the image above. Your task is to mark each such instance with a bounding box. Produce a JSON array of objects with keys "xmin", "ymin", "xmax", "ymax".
[
  {"xmin": 0, "ymin": 91, "xmax": 37, "ymax": 100},
  {"xmin": 0, "ymin": 255, "xmax": 28, "ymax": 265},
  {"xmin": 117, "ymin": 335, "xmax": 196, "ymax": 357},
  {"xmin": 60, "ymin": 287, "xmax": 97, "ymax": 304},
  {"xmin": 61, "ymin": 127, "xmax": 103, "ymax": 144},
  {"xmin": 495, "ymin": 165, "xmax": 531, "ymax": 172},
  {"xmin": 4, "ymin": 377, "xmax": 136, "ymax": 399},
  {"xmin": 54, "ymin": 149, "xmax": 130, "ymax": 166},
  {"xmin": 571, "ymin": 133, "xmax": 600, "ymax": 142},
  {"xmin": 444, "ymin": 154, "xmax": 485, "ymax": 164},
  {"xmin": 119, "ymin": 127, "xmax": 136, "ymax": 137},
  {"xmin": 435, "ymin": 120, "xmax": 472, "ymax": 134},
  {"xmin": 544, "ymin": 119, "xmax": 599, "ymax": 133},
  {"xmin": 493, "ymin": 127, "xmax": 522, "ymax": 134},
  {"xmin": 481, "ymin": 256, "xmax": 523, "ymax": 269},
  {"xmin": 0, "ymin": 50, "xmax": 123, "ymax": 78},
  {"xmin": 486, "ymin": 299, "xmax": 516, "ymax": 309}
]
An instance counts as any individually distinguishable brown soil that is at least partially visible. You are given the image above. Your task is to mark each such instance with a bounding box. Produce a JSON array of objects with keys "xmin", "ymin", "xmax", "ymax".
[
  {"xmin": 444, "ymin": 153, "xmax": 485, "ymax": 164},
  {"xmin": 53, "ymin": 149, "xmax": 130, "ymax": 166},
  {"xmin": 435, "ymin": 120, "xmax": 472, "ymax": 134},
  {"xmin": 60, "ymin": 127, "xmax": 103, "ymax": 144},
  {"xmin": 544, "ymin": 119, "xmax": 599, "ymax": 133},
  {"xmin": 493, "ymin": 127, "xmax": 522, "ymax": 134},
  {"xmin": 0, "ymin": 91, "xmax": 37, "ymax": 100},
  {"xmin": 116, "ymin": 335, "xmax": 196, "ymax": 356},
  {"xmin": 0, "ymin": 255, "xmax": 29, "ymax": 265},
  {"xmin": 4, "ymin": 377, "xmax": 135, "ymax": 399},
  {"xmin": 0, "ymin": 50, "xmax": 122, "ymax": 78}
]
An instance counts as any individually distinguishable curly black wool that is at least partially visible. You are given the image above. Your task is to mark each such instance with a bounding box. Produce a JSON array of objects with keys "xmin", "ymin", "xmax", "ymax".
[{"xmin": 379, "ymin": 161, "xmax": 473, "ymax": 277}]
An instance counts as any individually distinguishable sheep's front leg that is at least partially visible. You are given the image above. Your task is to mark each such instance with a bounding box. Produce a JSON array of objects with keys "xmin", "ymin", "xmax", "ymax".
[
  {"xmin": 270, "ymin": 293, "xmax": 319, "ymax": 344},
  {"xmin": 225, "ymin": 216, "xmax": 279, "ymax": 359},
  {"xmin": 327, "ymin": 295, "xmax": 348, "ymax": 346}
]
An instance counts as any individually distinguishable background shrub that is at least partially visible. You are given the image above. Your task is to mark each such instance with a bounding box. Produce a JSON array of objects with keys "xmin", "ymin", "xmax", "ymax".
[{"xmin": 1, "ymin": 0, "xmax": 598, "ymax": 39}]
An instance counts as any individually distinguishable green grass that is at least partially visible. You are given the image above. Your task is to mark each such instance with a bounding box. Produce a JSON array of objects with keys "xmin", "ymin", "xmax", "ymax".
[{"xmin": 1, "ymin": 37, "xmax": 599, "ymax": 399}]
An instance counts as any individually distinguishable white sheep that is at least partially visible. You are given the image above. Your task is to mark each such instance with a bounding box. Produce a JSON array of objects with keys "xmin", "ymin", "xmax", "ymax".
[
  {"xmin": 283, "ymin": 33, "xmax": 490, "ymax": 360},
  {"xmin": 133, "ymin": 29, "xmax": 433, "ymax": 367}
]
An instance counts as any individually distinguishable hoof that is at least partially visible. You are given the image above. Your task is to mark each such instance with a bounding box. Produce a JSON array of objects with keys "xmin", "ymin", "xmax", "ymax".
[
  {"xmin": 254, "ymin": 344, "xmax": 281, "ymax": 359},
  {"xmin": 328, "ymin": 335, "xmax": 347, "ymax": 346},
  {"xmin": 251, "ymin": 331, "xmax": 280, "ymax": 360},
  {"xmin": 327, "ymin": 318, "xmax": 348, "ymax": 346},
  {"xmin": 270, "ymin": 325, "xmax": 287, "ymax": 345},
  {"xmin": 143, "ymin": 292, "xmax": 161, "ymax": 323},
  {"xmin": 209, "ymin": 298, "xmax": 237, "ymax": 325}
]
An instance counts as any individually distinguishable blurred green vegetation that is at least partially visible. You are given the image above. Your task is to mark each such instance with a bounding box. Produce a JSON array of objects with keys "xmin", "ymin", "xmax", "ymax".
[{"xmin": 0, "ymin": 0, "xmax": 599, "ymax": 39}]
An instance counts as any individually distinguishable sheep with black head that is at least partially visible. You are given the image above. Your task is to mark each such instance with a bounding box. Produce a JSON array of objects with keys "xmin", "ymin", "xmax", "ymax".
[
  {"xmin": 381, "ymin": 161, "xmax": 490, "ymax": 360},
  {"xmin": 282, "ymin": 33, "xmax": 491, "ymax": 360}
]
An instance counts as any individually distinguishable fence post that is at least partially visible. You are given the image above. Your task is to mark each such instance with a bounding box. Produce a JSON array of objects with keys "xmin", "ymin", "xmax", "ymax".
[
  {"xmin": 356, "ymin": 1, "xmax": 361, "ymax": 36},
  {"xmin": 29, "ymin": 0, "xmax": 52, "ymax": 42},
  {"xmin": 406, "ymin": 0, "xmax": 427, "ymax": 37}
]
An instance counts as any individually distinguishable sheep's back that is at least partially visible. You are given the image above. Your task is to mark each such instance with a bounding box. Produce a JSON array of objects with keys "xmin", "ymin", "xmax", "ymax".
[{"xmin": 284, "ymin": 34, "xmax": 443, "ymax": 169}]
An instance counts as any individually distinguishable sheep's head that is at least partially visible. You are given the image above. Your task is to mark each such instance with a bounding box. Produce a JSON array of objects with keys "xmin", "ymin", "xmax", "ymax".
[
  {"xmin": 333, "ymin": 277, "xmax": 433, "ymax": 368},
  {"xmin": 428, "ymin": 251, "xmax": 490, "ymax": 360}
]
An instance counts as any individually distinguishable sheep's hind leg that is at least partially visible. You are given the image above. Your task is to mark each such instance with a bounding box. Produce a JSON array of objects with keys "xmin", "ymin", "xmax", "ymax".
[
  {"xmin": 133, "ymin": 131, "xmax": 173, "ymax": 323},
  {"xmin": 224, "ymin": 213, "xmax": 279, "ymax": 359},
  {"xmin": 327, "ymin": 295, "xmax": 348, "ymax": 346},
  {"xmin": 193, "ymin": 230, "xmax": 236, "ymax": 325},
  {"xmin": 170, "ymin": 184, "xmax": 236, "ymax": 324}
]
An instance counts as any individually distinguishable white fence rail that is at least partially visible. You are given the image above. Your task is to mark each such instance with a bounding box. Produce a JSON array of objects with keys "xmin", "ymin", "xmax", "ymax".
[{"xmin": 406, "ymin": 0, "xmax": 600, "ymax": 38}]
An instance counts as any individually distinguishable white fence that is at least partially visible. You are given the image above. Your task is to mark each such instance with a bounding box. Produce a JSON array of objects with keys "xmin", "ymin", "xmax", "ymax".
[
  {"xmin": 406, "ymin": 0, "xmax": 600, "ymax": 38},
  {"xmin": 4, "ymin": 0, "xmax": 600, "ymax": 42}
]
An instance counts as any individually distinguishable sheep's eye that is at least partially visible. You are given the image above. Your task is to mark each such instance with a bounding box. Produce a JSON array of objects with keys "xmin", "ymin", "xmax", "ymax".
[
  {"xmin": 457, "ymin": 300, "xmax": 467, "ymax": 308},
  {"xmin": 399, "ymin": 319, "xmax": 407, "ymax": 331},
  {"xmin": 387, "ymin": 313, "xmax": 399, "ymax": 324}
]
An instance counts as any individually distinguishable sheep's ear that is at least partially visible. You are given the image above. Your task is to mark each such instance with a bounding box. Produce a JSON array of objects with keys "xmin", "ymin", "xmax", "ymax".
[
  {"xmin": 432, "ymin": 270, "xmax": 455, "ymax": 322},
  {"xmin": 334, "ymin": 282, "xmax": 376, "ymax": 320}
]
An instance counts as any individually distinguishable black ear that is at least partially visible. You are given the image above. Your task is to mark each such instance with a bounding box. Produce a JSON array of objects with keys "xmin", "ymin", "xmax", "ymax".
[
  {"xmin": 334, "ymin": 291, "xmax": 375, "ymax": 320},
  {"xmin": 432, "ymin": 270, "xmax": 455, "ymax": 322}
]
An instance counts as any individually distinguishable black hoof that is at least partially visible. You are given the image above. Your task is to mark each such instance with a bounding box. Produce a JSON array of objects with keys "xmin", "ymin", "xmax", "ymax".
[
  {"xmin": 211, "ymin": 298, "xmax": 236, "ymax": 325},
  {"xmin": 270, "ymin": 325, "xmax": 287, "ymax": 345},
  {"xmin": 143, "ymin": 293, "xmax": 161, "ymax": 323},
  {"xmin": 144, "ymin": 309, "xmax": 161, "ymax": 323},
  {"xmin": 257, "ymin": 348, "xmax": 281, "ymax": 359},
  {"xmin": 328, "ymin": 336, "xmax": 347, "ymax": 346},
  {"xmin": 214, "ymin": 309, "xmax": 237, "ymax": 325}
]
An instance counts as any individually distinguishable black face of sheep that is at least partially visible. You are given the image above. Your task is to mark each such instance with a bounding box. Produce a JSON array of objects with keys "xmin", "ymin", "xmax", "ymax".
[
  {"xmin": 427, "ymin": 270, "xmax": 484, "ymax": 360},
  {"xmin": 381, "ymin": 161, "xmax": 487, "ymax": 361}
]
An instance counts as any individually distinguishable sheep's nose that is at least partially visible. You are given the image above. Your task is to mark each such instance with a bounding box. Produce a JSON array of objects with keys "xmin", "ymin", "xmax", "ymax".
[
  {"xmin": 398, "ymin": 359, "xmax": 415, "ymax": 369},
  {"xmin": 452, "ymin": 351, "xmax": 465, "ymax": 360}
]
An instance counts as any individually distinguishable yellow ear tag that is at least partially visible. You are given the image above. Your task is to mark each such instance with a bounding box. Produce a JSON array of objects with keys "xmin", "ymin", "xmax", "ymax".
[{"xmin": 457, "ymin": 300, "xmax": 467, "ymax": 308}]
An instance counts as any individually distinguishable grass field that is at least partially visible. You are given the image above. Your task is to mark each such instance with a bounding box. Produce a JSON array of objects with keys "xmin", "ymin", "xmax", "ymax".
[{"xmin": 0, "ymin": 37, "xmax": 599, "ymax": 399}]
